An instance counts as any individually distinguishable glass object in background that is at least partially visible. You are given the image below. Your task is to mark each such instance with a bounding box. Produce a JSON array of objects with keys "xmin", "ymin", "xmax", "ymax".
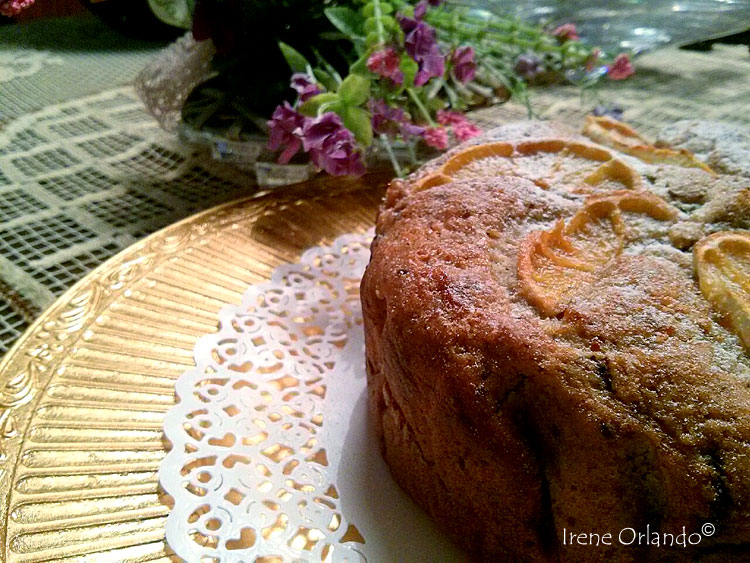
[{"xmin": 472, "ymin": 0, "xmax": 750, "ymax": 54}]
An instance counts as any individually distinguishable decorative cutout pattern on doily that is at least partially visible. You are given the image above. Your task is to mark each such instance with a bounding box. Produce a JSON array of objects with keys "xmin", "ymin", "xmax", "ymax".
[
  {"xmin": 0, "ymin": 50, "xmax": 63, "ymax": 84},
  {"xmin": 161, "ymin": 231, "xmax": 373, "ymax": 562}
]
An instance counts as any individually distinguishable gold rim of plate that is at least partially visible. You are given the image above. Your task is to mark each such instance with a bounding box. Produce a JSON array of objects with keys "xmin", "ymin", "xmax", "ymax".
[{"xmin": 0, "ymin": 171, "xmax": 388, "ymax": 562}]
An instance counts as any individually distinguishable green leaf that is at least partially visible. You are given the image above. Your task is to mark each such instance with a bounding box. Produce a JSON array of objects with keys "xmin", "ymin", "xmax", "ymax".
[
  {"xmin": 379, "ymin": 15, "xmax": 397, "ymax": 31},
  {"xmin": 350, "ymin": 50, "xmax": 372, "ymax": 75},
  {"xmin": 310, "ymin": 45, "xmax": 343, "ymax": 85},
  {"xmin": 324, "ymin": 7, "xmax": 364, "ymax": 38},
  {"xmin": 380, "ymin": 2, "xmax": 393, "ymax": 14},
  {"xmin": 298, "ymin": 92, "xmax": 340, "ymax": 117},
  {"xmin": 338, "ymin": 74, "xmax": 371, "ymax": 107},
  {"xmin": 365, "ymin": 32, "xmax": 380, "ymax": 47},
  {"xmin": 364, "ymin": 17, "xmax": 379, "ymax": 35},
  {"xmin": 339, "ymin": 106, "xmax": 373, "ymax": 146},
  {"xmin": 278, "ymin": 41, "xmax": 310, "ymax": 73},
  {"xmin": 399, "ymin": 55, "xmax": 418, "ymax": 89},
  {"xmin": 312, "ymin": 69, "xmax": 338, "ymax": 92},
  {"xmin": 148, "ymin": 0, "xmax": 192, "ymax": 28}
]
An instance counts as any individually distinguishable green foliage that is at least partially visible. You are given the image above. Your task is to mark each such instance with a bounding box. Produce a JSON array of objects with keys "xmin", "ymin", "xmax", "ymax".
[
  {"xmin": 278, "ymin": 41, "xmax": 311, "ymax": 73},
  {"xmin": 176, "ymin": 0, "xmax": 631, "ymax": 177},
  {"xmin": 338, "ymin": 105, "xmax": 373, "ymax": 145},
  {"xmin": 349, "ymin": 49, "xmax": 374, "ymax": 76},
  {"xmin": 324, "ymin": 7, "xmax": 364, "ymax": 38},
  {"xmin": 338, "ymin": 75, "xmax": 371, "ymax": 106},
  {"xmin": 365, "ymin": 32, "xmax": 380, "ymax": 48},
  {"xmin": 399, "ymin": 55, "xmax": 418, "ymax": 89},
  {"xmin": 297, "ymin": 92, "xmax": 340, "ymax": 117},
  {"xmin": 313, "ymin": 69, "xmax": 339, "ymax": 92},
  {"xmin": 363, "ymin": 17, "xmax": 380, "ymax": 35},
  {"xmin": 148, "ymin": 0, "xmax": 194, "ymax": 28}
]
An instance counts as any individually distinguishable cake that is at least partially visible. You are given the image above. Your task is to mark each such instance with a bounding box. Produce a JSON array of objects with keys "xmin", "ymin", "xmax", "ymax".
[{"xmin": 360, "ymin": 118, "xmax": 750, "ymax": 561}]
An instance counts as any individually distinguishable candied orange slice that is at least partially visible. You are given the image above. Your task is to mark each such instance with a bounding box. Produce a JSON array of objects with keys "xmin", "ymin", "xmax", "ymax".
[
  {"xmin": 582, "ymin": 115, "xmax": 650, "ymax": 149},
  {"xmin": 518, "ymin": 191, "xmax": 677, "ymax": 316},
  {"xmin": 693, "ymin": 231, "xmax": 750, "ymax": 352},
  {"xmin": 412, "ymin": 173, "xmax": 452, "ymax": 192},
  {"xmin": 583, "ymin": 115, "xmax": 715, "ymax": 175},
  {"xmin": 583, "ymin": 159, "xmax": 643, "ymax": 191},
  {"xmin": 428, "ymin": 137, "xmax": 640, "ymax": 196},
  {"xmin": 440, "ymin": 142, "xmax": 514, "ymax": 176},
  {"xmin": 514, "ymin": 138, "xmax": 569, "ymax": 156}
]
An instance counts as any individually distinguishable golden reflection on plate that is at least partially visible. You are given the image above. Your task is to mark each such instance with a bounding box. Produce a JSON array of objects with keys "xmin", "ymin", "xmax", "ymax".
[{"xmin": 0, "ymin": 172, "xmax": 388, "ymax": 561}]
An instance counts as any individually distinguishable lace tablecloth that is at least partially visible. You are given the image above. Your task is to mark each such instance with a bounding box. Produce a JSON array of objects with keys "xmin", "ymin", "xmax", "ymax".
[{"xmin": 1, "ymin": 19, "xmax": 749, "ymax": 355}]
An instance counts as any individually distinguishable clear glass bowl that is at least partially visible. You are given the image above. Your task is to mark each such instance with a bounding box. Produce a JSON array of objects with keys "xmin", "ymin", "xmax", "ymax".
[{"xmin": 471, "ymin": 0, "xmax": 750, "ymax": 54}]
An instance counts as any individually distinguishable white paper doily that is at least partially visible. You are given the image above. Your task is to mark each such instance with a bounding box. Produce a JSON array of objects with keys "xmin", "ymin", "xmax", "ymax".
[{"xmin": 160, "ymin": 231, "xmax": 463, "ymax": 562}]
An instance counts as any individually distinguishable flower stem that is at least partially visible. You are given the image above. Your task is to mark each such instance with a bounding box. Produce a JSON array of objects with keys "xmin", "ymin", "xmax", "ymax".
[
  {"xmin": 407, "ymin": 88, "xmax": 436, "ymax": 126},
  {"xmin": 380, "ymin": 134, "xmax": 404, "ymax": 177},
  {"xmin": 373, "ymin": 0, "xmax": 385, "ymax": 45},
  {"xmin": 406, "ymin": 140, "xmax": 417, "ymax": 165}
]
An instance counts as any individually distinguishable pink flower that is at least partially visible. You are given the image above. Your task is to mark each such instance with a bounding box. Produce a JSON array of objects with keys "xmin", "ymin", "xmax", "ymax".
[
  {"xmin": 0, "ymin": 0, "xmax": 34, "ymax": 16},
  {"xmin": 585, "ymin": 48, "xmax": 602, "ymax": 72},
  {"xmin": 267, "ymin": 101, "xmax": 307, "ymax": 163},
  {"xmin": 453, "ymin": 120, "xmax": 482, "ymax": 142},
  {"xmin": 552, "ymin": 23, "xmax": 579, "ymax": 42},
  {"xmin": 450, "ymin": 46, "xmax": 477, "ymax": 83},
  {"xmin": 423, "ymin": 127, "xmax": 449, "ymax": 150},
  {"xmin": 435, "ymin": 110, "xmax": 482, "ymax": 141},
  {"xmin": 607, "ymin": 54, "xmax": 635, "ymax": 80},
  {"xmin": 290, "ymin": 73, "xmax": 322, "ymax": 102},
  {"xmin": 436, "ymin": 109, "xmax": 465, "ymax": 126},
  {"xmin": 367, "ymin": 48, "xmax": 404, "ymax": 85}
]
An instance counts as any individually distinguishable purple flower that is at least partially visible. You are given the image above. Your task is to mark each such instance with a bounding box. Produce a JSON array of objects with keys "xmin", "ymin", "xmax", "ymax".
[
  {"xmin": 414, "ymin": 0, "xmax": 428, "ymax": 19},
  {"xmin": 367, "ymin": 48, "xmax": 404, "ymax": 85},
  {"xmin": 267, "ymin": 101, "xmax": 308, "ymax": 163},
  {"xmin": 398, "ymin": 15, "xmax": 444, "ymax": 86},
  {"xmin": 514, "ymin": 53, "xmax": 543, "ymax": 80},
  {"xmin": 290, "ymin": 73, "xmax": 322, "ymax": 102},
  {"xmin": 414, "ymin": 0, "xmax": 442, "ymax": 20},
  {"xmin": 369, "ymin": 99, "xmax": 424, "ymax": 140},
  {"xmin": 592, "ymin": 105, "xmax": 624, "ymax": 121},
  {"xmin": 301, "ymin": 112, "xmax": 344, "ymax": 153},
  {"xmin": 316, "ymin": 129, "xmax": 366, "ymax": 176},
  {"xmin": 450, "ymin": 46, "xmax": 476, "ymax": 84},
  {"xmin": 301, "ymin": 113, "xmax": 365, "ymax": 176}
]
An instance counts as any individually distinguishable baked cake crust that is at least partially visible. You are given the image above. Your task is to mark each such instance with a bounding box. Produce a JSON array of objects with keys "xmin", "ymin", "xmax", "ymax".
[{"xmin": 361, "ymin": 121, "xmax": 750, "ymax": 561}]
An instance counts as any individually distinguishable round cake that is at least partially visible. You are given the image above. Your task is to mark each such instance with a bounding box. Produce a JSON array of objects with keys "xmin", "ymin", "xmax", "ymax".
[{"xmin": 360, "ymin": 118, "xmax": 750, "ymax": 561}]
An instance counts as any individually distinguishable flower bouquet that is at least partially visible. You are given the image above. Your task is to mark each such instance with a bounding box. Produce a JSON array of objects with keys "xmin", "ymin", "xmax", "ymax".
[{"xmin": 140, "ymin": 0, "xmax": 634, "ymax": 181}]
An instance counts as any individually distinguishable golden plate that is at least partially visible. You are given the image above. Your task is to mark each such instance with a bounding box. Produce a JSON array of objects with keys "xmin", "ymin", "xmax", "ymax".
[{"xmin": 0, "ymin": 172, "xmax": 388, "ymax": 561}]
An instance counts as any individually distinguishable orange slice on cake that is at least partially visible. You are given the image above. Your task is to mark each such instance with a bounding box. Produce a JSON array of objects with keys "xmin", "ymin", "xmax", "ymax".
[
  {"xmin": 414, "ymin": 137, "xmax": 642, "ymax": 194},
  {"xmin": 518, "ymin": 191, "xmax": 678, "ymax": 316},
  {"xmin": 582, "ymin": 115, "xmax": 715, "ymax": 174},
  {"xmin": 694, "ymin": 231, "xmax": 750, "ymax": 351}
]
